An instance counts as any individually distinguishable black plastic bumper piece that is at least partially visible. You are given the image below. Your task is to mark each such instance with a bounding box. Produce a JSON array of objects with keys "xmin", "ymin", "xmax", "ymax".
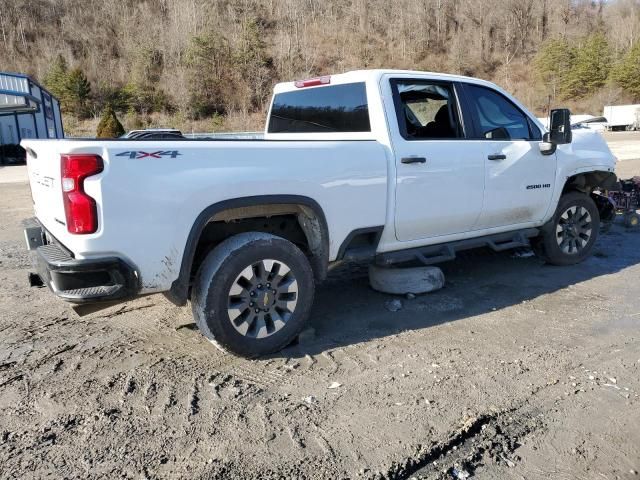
[{"xmin": 27, "ymin": 223, "xmax": 138, "ymax": 304}]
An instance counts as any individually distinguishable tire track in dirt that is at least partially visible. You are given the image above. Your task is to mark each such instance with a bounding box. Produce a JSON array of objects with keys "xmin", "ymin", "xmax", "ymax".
[{"xmin": 393, "ymin": 406, "xmax": 545, "ymax": 480}]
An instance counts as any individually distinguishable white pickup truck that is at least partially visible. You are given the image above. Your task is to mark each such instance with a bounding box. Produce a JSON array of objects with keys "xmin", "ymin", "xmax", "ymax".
[{"xmin": 22, "ymin": 69, "xmax": 617, "ymax": 357}]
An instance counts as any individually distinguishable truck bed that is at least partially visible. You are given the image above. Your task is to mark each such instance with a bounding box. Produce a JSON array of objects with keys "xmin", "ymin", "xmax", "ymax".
[{"xmin": 22, "ymin": 137, "xmax": 389, "ymax": 294}]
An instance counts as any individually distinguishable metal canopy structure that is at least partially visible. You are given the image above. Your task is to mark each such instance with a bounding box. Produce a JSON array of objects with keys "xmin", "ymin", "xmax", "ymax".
[
  {"xmin": 0, "ymin": 73, "xmax": 41, "ymax": 112},
  {"xmin": 0, "ymin": 72, "xmax": 63, "ymax": 165}
]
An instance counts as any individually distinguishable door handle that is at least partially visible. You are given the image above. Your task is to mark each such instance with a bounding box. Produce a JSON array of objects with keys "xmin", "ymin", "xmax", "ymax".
[
  {"xmin": 488, "ymin": 154, "xmax": 507, "ymax": 161},
  {"xmin": 401, "ymin": 156, "xmax": 427, "ymax": 164}
]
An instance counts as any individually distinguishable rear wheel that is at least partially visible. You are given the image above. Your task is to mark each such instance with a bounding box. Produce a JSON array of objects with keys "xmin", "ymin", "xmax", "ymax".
[
  {"xmin": 534, "ymin": 192, "xmax": 600, "ymax": 265},
  {"xmin": 191, "ymin": 232, "xmax": 314, "ymax": 358}
]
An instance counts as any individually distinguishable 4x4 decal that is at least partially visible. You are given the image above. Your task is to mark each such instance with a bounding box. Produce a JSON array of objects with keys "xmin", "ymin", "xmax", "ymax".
[{"xmin": 116, "ymin": 150, "xmax": 182, "ymax": 159}]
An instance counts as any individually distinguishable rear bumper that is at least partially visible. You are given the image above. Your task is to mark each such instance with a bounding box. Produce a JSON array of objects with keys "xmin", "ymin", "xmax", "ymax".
[{"xmin": 24, "ymin": 218, "xmax": 139, "ymax": 304}]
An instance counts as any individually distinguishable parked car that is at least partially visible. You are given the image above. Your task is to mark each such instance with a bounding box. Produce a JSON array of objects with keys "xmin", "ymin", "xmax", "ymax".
[
  {"xmin": 22, "ymin": 70, "xmax": 617, "ymax": 357},
  {"xmin": 571, "ymin": 116, "xmax": 608, "ymax": 132},
  {"xmin": 121, "ymin": 128, "xmax": 184, "ymax": 139},
  {"xmin": 537, "ymin": 114, "xmax": 608, "ymax": 133}
]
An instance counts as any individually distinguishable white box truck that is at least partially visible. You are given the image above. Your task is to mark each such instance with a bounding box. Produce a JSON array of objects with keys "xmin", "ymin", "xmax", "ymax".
[{"xmin": 603, "ymin": 104, "xmax": 640, "ymax": 131}]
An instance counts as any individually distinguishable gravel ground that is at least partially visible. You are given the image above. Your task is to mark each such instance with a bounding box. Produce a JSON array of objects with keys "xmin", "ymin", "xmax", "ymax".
[{"xmin": 1, "ymin": 135, "xmax": 639, "ymax": 479}]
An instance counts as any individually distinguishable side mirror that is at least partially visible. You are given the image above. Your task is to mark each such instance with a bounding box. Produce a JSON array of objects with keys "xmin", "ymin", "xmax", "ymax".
[{"xmin": 549, "ymin": 108, "xmax": 572, "ymax": 145}]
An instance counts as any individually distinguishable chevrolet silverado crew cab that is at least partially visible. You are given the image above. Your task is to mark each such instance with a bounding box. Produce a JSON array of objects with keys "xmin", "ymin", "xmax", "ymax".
[{"xmin": 22, "ymin": 70, "xmax": 617, "ymax": 357}]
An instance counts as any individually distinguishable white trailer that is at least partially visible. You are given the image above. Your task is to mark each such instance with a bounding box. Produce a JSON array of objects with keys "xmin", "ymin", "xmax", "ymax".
[
  {"xmin": 0, "ymin": 72, "xmax": 64, "ymax": 164},
  {"xmin": 603, "ymin": 104, "xmax": 640, "ymax": 131}
]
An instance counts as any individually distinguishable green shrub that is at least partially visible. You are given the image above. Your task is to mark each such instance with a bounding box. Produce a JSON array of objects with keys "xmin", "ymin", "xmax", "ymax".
[{"xmin": 96, "ymin": 105, "xmax": 125, "ymax": 138}]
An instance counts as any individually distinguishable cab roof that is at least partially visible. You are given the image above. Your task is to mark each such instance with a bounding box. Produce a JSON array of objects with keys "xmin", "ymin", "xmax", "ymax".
[{"xmin": 273, "ymin": 69, "xmax": 499, "ymax": 94}]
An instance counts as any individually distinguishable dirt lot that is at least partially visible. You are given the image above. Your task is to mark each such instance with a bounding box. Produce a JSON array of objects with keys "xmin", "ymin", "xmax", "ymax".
[{"xmin": 1, "ymin": 135, "xmax": 640, "ymax": 479}]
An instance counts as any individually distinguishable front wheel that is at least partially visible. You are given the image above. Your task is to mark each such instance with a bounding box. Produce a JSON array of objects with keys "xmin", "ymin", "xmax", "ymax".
[
  {"xmin": 191, "ymin": 232, "xmax": 315, "ymax": 358},
  {"xmin": 534, "ymin": 192, "xmax": 600, "ymax": 266}
]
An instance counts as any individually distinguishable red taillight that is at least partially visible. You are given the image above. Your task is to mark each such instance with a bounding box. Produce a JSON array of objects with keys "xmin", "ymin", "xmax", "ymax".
[
  {"xmin": 294, "ymin": 75, "xmax": 331, "ymax": 88},
  {"xmin": 61, "ymin": 154, "xmax": 103, "ymax": 234}
]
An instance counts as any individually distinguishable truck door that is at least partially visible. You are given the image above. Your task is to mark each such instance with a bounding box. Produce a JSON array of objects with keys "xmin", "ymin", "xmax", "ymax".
[
  {"xmin": 459, "ymin": 83, "xmax": 556, "ymax": 229},
  {"xmin": 388, "ymin": 78, "xmax": 485, "ymax": 241}
]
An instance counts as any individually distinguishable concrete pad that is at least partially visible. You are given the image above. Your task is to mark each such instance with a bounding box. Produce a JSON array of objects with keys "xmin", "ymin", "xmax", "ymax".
[
  {"xmin": 369, "ymin": 264, "xmax": 445, "ymax": 295},
  {"xmin": 0, "ymin": 165, "xmax": 28, "ymax": 184}
]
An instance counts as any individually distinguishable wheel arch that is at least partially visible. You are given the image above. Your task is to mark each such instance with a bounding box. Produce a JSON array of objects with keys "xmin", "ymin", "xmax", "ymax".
[
  {"xmin": 166, "ymin": 195, "xmax": 329, "ymax": 306},
  {"xmin": 562, "ymin": 170, "xmax": 617, "ymax": 195},
  {"xmin": 561, "ymin": 170, "xmax": 617, "ymax": 223}
]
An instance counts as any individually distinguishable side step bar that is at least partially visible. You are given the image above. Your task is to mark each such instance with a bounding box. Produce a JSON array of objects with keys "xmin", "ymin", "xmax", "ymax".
[{"xmin": 376, "ymin": 228, "xmax": 539, "ymax": 267}]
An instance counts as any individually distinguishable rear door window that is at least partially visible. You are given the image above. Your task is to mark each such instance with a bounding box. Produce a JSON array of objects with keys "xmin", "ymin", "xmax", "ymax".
[
  {"xmin": 391, "ymin": 80, "xmax": 464, "ymax": 140},
  {"xmin": 268, "ymin": 83, "xmax": 370, "ymax": 133},
  {"xmin": 463, "ymin": 84, "xmax": 540, "ymax": 140}
]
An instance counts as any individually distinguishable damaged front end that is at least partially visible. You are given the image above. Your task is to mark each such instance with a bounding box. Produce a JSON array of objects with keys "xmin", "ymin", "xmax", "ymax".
[{"xmin": 591, "ymin": 191, "xmax": 617, "ymax": 230}]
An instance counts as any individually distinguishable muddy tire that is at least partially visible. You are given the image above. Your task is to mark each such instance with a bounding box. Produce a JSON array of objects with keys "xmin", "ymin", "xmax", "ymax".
[
  {"xmin": 534, "ymin": 192, "xmax": 600, "ymax": 266},
  {"xmin": 191, "ymin": 232, "xmax": 314, "ymax": 358}
]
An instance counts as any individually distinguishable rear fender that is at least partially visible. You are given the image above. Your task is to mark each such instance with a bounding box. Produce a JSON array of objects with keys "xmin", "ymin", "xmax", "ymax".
[{"xmin": 166, "ymin": 195, "xmax": 329, "ymax": 306}]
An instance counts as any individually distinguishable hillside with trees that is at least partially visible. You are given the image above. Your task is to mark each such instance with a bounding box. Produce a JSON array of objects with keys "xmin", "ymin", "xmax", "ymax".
[{"xmin": 2, "ymin": 0, "xmax": 640, "ymax": 135}]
